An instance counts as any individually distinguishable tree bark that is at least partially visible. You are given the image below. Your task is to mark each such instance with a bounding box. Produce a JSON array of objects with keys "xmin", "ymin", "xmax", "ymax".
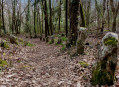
[
  {"xmin": 58, "ymin": 0, "xmax": 61, "ymax": 32},
  {"xmin": 49, "ymin": 0, "xmax": 53, "ymax": 35},
  {"xmin": 70, "ymin": 0, "xmax": 80, "ymax": 45},
  {"xmin": 110, "ymin": 0, "xmax": 119, "ymax": 32},
  {"xmin": 43, "ymin": 0, "xmax": 49, "ymax": 38},
  {"xmin": 101, "ymin": 0, "xmax": 106, "ymax": 33},
  {"xmin": 2, "ymin": 0, "xmax": 6, "ymax": 34},
  {"xmin": 65, "ymin": 0, "xmax": 68, "ymax": 37},
  {"xmin": 0, "ymin": 0, "xmax": 1, "ymax": 35},
  {"xmin": 34, "ymin": 0, "xmax": 37, "ymax": 38}
]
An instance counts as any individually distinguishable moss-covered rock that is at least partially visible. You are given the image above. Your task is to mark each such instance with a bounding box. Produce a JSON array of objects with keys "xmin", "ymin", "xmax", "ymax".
[
  {"xmin": 50, "ymin": 36, "xmax": 54, "ymax": 44},
  {"xmin": 45, "ymin": 37, "xmax": 49, "ymax": 43},
  {"xmin": 57, "ymin": 36, "xmax": 62, "ymax": 44},
  {"xmin": 79, "ymin": 61, "xmax": 89, "ymax": 68},
  {"xmin": 76, "ymin": 27, "xmax": 87, "ymax": 54},
  {"xmin": 0, "ymin": 40, "xmax": 9, "ymax": 48},
  {"xmin": 76, "ymin": 40, "xmax": 84, "ymax": 54},
  {"xmin": 9, "ymin": 34, "xmax": 18, "ymax": 44},
  {"xmin": 91, "ymin": 32, "xmax": 118, "ymax": 86},
  {"xmin": 104, "ymin": 37, "xmax": 118, "ymax": 46},
  {"xmin": 91, "ymin": 62, "xmax": 113, "ymax": 86}
]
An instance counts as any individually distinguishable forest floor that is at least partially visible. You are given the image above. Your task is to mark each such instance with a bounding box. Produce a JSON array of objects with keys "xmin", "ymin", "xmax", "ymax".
[{"xmin": 0, "ymin": 35, "xmax": 119, "ymax": 87}]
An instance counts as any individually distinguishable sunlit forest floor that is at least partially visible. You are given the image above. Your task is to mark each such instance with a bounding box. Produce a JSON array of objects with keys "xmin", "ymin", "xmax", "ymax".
[{"xmin": 0, "ymin": 34, "xmax": 119, "ymax": 87}]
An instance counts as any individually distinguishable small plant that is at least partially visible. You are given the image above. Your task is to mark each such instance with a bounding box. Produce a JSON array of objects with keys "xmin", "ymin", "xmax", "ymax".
[
  {"xmin": 48, "ymin": 41, "xmax": 53, "ymax": 44},
  {"xmin": 0, "ymin": 59, "xmax": 8, "ymax": 67},
  {"xmin": 61, "ymin": 44, "xmax": 66, "ymax": 51},
  {"xmin": 61, "ymin": 36, "xmax": 68, "ymax": 41},
  {"xmin": 26, "ymin": 42, "xmax": 34, "ymax": 47}
]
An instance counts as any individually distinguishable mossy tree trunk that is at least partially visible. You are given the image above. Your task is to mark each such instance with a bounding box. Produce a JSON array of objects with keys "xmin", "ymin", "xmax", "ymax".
[
  {"xmin": 91, "ymin": 32, "xmax": 118, "ymax": 86},
  {"xmin": 79, "ymin": 0, "xmax": 86, "ymax": 27},
  {"xmin": 70, "ymin": 0, "xmax": 80, "ymax": 45}
]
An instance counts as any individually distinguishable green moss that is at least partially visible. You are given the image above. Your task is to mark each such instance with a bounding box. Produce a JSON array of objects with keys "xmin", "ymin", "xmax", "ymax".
[
  {"xmin": 25, "ymin": 42, "xmax": 34, "ymax": 47},
  {"xmin": 18, "ymin": 38, "xmax": 24, "ymax": 42},
  {"xmin": 0, "ymin": 59, "xmax": 8, "ymax": 67},
  {"xmin": 61, "ymin": 36, "xmax": 68, "ymax": 41},
  {"xmin": 1, "ymin": 40, "xmax": 9, "ymax": 48},
  {"xmin": 79, "ymin": 61, "xmax": 89, "ymax": 68},
  {"xmin": 54, "ymin": 38, "xmax": 58, "ymax": 44},
  {"xmin": 61, "ymin": 44, "xmax": 66, "ymax": 51},
  {"xmin": 91, "ymin": 62, "xmax": 114, "ymax": 86},
  {"xmin": 104, "ymin": 37, "xmax": 118, "ymax": 46},
  {"xmin": 4, "ymin": 42, "xmax": 9, "ymax": 48},
  {"xmin": 27, "ymin": 43, "xmax": 34, "ymax": 47},
  {"xmin": 48, "ymin": 41, "xmax": 53, "ymax": 44}
]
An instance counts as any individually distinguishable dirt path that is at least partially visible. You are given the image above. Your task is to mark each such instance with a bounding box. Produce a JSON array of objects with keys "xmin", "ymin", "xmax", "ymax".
[{"xmin": 0, "ymin": 38, "xmax": 118, "ymax": 87}]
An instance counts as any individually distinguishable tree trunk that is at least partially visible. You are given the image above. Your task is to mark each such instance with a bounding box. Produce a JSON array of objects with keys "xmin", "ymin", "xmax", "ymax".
[
  {"xmin": 2, "ymin": 0, "xmax": 6, "ymax": 34},
  {"xmin": 107, "ymin": 0, "xmax": 110, "ymax": 30},
  {"xmin": 0, "ymin": 0, "xmax": 1, "ymax": 35},
  {"xmin": 110, "ymin": 0, "xmax": 119, "ymax": 32},
  {"xmin": 65, "ymin": 0, "xmax": 68, "ymax": 37},
  {"xmin": 58, "ymin": 0, "xmax": 61, "ymax": 32},
  {"xmin": 34, "ymin": 0, "xmax": 37, "ymax": 38},
  {"xmin": 12, "ymin": 0, "xmax": 16, "ymax": 34},
  {"xmin": 101, "ymin": 0, "xmax": 106, "ymax": 33},
  {"xmin": 70, "ymin": 0, "xmax": 80, "ymax": 45},
  {"xmin": 80, "ymin": 0, "xmax": 86, "ymax": 27},
  {"xmin": 86, "ymin": 0, "xmax": 91, "ymax": 28},
  {"xmin": 49, "ymin": 0, "xmax": 53, "ymax": 35},
  {"xmin": 43, "ymin": 0, "xmax": 49, "ymax": 38}
]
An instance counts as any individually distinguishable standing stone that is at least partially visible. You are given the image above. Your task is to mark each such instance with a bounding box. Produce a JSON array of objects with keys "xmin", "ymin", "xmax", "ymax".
[
  {"xmin": 9, "ymin": 34, "xmax": 18, "ymax": 44},
  {"xmin": 57, "ymin": 36, "xmax": 62, "ymax": 44},
  {"xmin": 76, "ymin": 27, "xmax": 87, "ymax": 54},
  {"xmin": 39, "ymin": 35, "xmax": 42, "ymax": 41},
  {"xmin": 45, "ymin": 37, "xmax": 49, "ymax": 43},
  {"xmin": 91, "ymin": 32, "xmax": 118, "ymax": 86},
  {"xmin": 50, "ymin": 36, "xmax": 54, "ymax": 44}
]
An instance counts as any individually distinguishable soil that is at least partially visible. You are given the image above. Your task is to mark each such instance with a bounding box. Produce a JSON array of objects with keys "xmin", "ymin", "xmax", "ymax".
[{"xmin": 0, "ymin": 36, "xmax": 119, "ymax": 87}]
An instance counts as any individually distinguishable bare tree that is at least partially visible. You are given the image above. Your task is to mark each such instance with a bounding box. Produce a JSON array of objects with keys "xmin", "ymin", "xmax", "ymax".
[{"xmin": 110, "ymin": 0, "xmax": 119, "ymax": 32}]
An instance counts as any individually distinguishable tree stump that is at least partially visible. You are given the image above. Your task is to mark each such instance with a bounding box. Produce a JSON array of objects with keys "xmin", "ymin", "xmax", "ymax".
[
  {"xmin": 91, "ymin": 32, "xmax": 118, "ymax": 86},
  {"xmin": 76, "ymin": 27, "xmax": 87, "ymax": 54}
]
